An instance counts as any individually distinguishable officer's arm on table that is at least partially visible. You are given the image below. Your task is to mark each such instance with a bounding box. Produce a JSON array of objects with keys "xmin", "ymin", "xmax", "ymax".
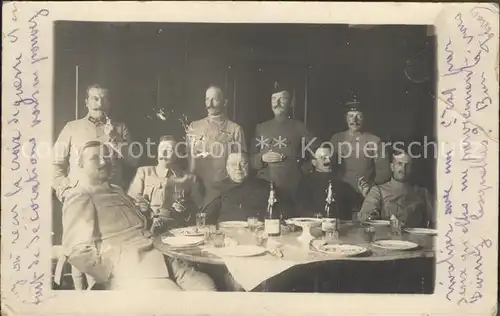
[
  {"xmin": 358, "ymin": 185, "xmax": 383, "ymax": 221},
  {"xmin": 52, "ymin": 123, "xmax": 73, "ymax": 202}
]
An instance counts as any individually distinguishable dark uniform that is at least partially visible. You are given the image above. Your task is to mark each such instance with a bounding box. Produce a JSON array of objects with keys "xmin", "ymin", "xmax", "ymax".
[
  {"xmin": 295, "ymin": 170, "xmax": 350, "ymax": 220},
  {"xmin": 203, "ymin": 177, "xmax": 271, "ymax": 224},
  {"xmin": 251, "ymin": 116, "xmax": 316, "ymax": 218}
]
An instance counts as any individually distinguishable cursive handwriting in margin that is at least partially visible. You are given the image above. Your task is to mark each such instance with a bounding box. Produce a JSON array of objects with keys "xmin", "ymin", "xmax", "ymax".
[{"xmin": 3, "ymin": 5, "xmax": 50, "ymax": 306}]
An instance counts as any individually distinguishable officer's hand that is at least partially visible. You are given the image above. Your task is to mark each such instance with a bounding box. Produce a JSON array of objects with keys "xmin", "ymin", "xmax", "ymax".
[
  {"xmin": 357, "ymin": 177, "xmax": 371, "ymax": 198},
  {"xmin": 262, "ymin": 151, "xmax": 285, "ymax": 163}
]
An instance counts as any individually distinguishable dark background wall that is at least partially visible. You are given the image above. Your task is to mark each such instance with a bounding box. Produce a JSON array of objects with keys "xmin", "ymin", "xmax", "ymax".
[{"xmin": 52, "ymin": 22, "xmax": 436, "ymax": 244}]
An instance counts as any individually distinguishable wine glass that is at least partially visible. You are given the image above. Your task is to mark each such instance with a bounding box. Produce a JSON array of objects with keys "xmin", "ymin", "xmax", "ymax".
[{"xmin": 173, "ymin": 183, "xmax": 185, "ymax": 205}]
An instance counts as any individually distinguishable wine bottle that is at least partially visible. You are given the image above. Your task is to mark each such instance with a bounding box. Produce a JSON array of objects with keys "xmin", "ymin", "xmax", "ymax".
[
  {"xmin": 321, "ymin": 180, "xmax": 337, "ymax": 232},
  {"xmin": 264, "ymin": 182, "xmax": 281, "ymax": 236}
]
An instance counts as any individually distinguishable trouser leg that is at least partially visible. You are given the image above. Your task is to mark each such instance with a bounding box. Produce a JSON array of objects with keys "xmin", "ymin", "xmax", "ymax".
[{"xmin": 167, "ymin": 257, "xmax": 217, "ymax": 291}]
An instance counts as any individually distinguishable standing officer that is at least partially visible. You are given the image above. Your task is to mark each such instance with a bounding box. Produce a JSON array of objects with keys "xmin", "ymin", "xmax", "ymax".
[
  {"xmin": 187, "ymin": 85, "xmax": 246, "ymax": 193},
  {"xmin": 330, "ymin": 96, "xmax": 391, "ymax": 215},
  {"xmin": 251, "ymin": 81, "xmax": 317, "ymax": 218}
]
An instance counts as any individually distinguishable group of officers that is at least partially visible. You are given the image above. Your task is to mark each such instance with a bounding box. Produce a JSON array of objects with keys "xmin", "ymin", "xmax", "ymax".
[{"xmin": 52, "ymin": 82, "xmax": 435, "ymax": 291}]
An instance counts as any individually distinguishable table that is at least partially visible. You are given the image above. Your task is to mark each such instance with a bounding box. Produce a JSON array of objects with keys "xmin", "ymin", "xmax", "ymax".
[{"xmin": 153, "ymin": 221, "xmax": 435, "ymax": 265}]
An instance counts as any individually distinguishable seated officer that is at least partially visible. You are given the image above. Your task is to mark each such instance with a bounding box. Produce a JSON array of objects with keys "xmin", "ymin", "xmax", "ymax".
[
  {"xmin": 127, "ymin": 135, "xmax": 204, "ymax": 233},
  {"xmin": 295, "ymin": 146, "xmax": 350, "ymax": 220},
  {"xmin": 203, "ymin": 152, "xmax": 271, "ymax": 224},
  {"xmin": 358, "ymin": 151, "xmax": 435, "ymax": 228},
  {"xmin": 59, "ymin": 140, "xmax": 216, "ymax": 291}
]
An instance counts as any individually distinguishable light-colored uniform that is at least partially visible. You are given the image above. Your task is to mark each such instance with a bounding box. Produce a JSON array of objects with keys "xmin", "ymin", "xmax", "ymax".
[
  {"xmin": 187, "ymin": 116, "xmax": 246, "ymax": 190},
  {"xmin": 358, "ymin": 178, "xmax": 435, "ymax": 228},
  {"xmin": 58, "ymin": 181, "xmax": 216, "ymax": 290},
  {"xmin": 52, "ymin": 113, "xmax": 138, "ymax": 201}
]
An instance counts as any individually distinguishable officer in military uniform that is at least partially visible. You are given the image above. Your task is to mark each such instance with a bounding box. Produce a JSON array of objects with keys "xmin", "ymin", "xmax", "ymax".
[
  {"xmin": 52, "ymin": 84, "xmax": 139, "ymax": 202},
  {"xmin": 251, "ymin": 82, "xmax": 317, "ymax": 218},
  {"xmin": 329, "ymin": 96, "xmax": 391, "ymax": 215},
  {"xmin": 187, "ymin": 85, "xmax": 246, "ymax": 193}
]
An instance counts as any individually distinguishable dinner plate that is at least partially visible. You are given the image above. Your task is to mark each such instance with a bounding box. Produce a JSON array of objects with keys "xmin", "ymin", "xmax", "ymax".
[
  {"xmin": 218, "ymin": 221, "xmax": 248, "ymax": 228},
  {"xmin": 316, "ymin": 244, "xmax": 368, "ymax": 257},
  {"xmin": 209, "ymin": 245, "xmax": 267, "ymax": 257},
  {"xmin": 363, "ymin": 220, "xmax": 390, "ymax": 226},
  {"xmin": 404, "ymin": 228, "xmax": 438, "ymax": 236},
  {"xmin": 371, "ymin": 240, "xmax": 419, "ymax": 250},
  {"xmin": 170, "ymin": 226, "xmax": 204, "ymax": 237},
  {"xmin": 161, "ymin": 236, "xmax": 205, "ymax": 247}
]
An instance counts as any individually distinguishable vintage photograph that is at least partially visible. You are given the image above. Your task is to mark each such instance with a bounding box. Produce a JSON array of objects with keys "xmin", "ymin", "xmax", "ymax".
[{"xmin": 50, "ymin": 21, "xmax": 437, "ymax": 293}]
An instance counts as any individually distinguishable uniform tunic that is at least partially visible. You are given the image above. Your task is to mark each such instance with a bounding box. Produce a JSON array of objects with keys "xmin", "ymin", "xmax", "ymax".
[
  {"xmin": 358, "ymin": 178, "xmax": 435, "ymax": 228},
  {"xmin": 52, "ymin": 113, "xmax": 138, "ymax": 201},
  {"xmin": 127, "ymin": 165, "xmax": 203, "ymax": 225},
  {"xmin": 61, "ymin": 181, "xmax": 215, "ymax": 290},
  {"xmin": 330, "ymin": 131, "xmax": 391, "ymax": 192},
  {"xmin": 251, "ymin": 118, "xmax": 316, "ymax": 217},
  {"xmin": 295, "ymin": 171, "xmax": 351, "ymax": 220},
  {"xmin": 187, "ymin": 116, "xmax": 246, "ymax": 191},
  {"xmin": 203, "ymin": 178, "xmax": 271, "ymax": 224}
]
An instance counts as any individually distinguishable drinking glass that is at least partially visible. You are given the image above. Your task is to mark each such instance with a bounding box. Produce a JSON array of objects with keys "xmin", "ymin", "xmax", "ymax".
[
  {"xmin": 196, "ymin": 212, "xmax": 206, "ymax": 228},
  {"xmin": 203, "ymin": 224, "xmax": 216, "ymax": 240},
  {"xmin": 364, "ymin": 226, "xmax": 376, "ymax": 243},
  {"xmin": 210, "ymin": 231, "xmax": 226, "ymax": 248},
  {"xmin": 324, "ymin": 229, "xmax": 339, "ymax": 243},
  {"xmin": 254, "ymin": 228, "xmax": 268, "ymax": 247},
  {"xmin": 173, "ymin": 184, "xmax": 185, "ymax": 205},
  {"xmin": 247, "ymin": 217, "xmax": 259, "ymax": 232}
]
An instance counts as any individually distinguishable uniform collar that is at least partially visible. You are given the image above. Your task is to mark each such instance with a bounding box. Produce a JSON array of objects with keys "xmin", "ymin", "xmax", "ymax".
[
  {"xmin": 207, "ymin": 114, "xmax": 227, "ymax": 125},
  {"xmin": 346, "ymin": 130, "xmax": 363, "ymax": 138},
  {"xmin": 389, "ymin": 178, "xmax": 410, "ymax": 191},
  {"xmin": 274, "ymin": 115, "xmax": 291, "ymax": 123},
  {"xmin": 86, "ymin": 112, "xmax": 106, "ymax": 125},
  {"xmin": 155, "ymin": 165, "xmax": 178, "ymax": 178}
]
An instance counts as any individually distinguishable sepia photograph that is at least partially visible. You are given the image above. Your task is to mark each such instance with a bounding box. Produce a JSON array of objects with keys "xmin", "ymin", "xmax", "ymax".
[
  {"xmin": 1, "ymin": 2, "xmax": 498, "ymax": 315},
  {"xmin": 51, "ymin": 21, "xmax": 436, "ymax": 294}
]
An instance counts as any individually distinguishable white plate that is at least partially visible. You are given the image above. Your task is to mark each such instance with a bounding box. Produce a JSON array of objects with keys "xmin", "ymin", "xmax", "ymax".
[
  {"xmin": 170, "ymin": 226, "xmax": 204, "ymax": 237},
  {"xmin": 316, "ymin": 244, "xmax": 368, "ymax": 257},
  {"xmin": 363, "ymin": 220, "xmax": 390, "ymax": 226},
  {"xmin": 372, "ymin": 240, "xmax": 419, "ymax": 250},
  {"xmin": 161, "ymin": 236, "xmax": 205, "ymax": 247},
  {"xmin": 404, "ymin": 228, "xmax": 438, "ymax": 236},
  {"xmin": 208, "ymin": 245, "xmax": 267, "ymax": 257},
  {"xmin": 218, "ymin": 221, "xmax": 248, "ymax": 228}
]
